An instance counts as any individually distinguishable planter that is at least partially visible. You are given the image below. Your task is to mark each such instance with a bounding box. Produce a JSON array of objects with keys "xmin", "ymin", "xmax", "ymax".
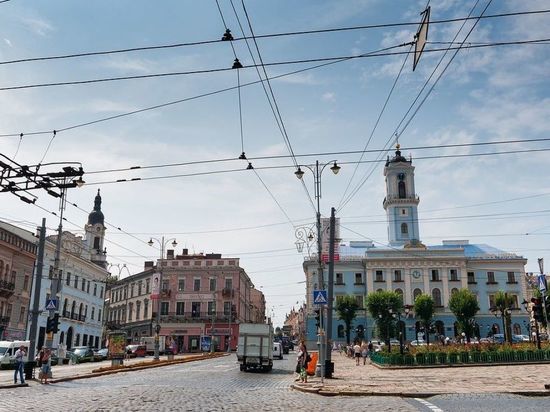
[
  {"xmin": 459, "ymin": 351, "xmax": 469, "ymax": 363},
  {"xmin": 436, "ymin": 352, "xmax": 447, "ymax": 364},
  {"xmin": 448, "ymin": 352, "xmax": 459, "ymax": 364},
  {"xmin": 390, "ymin": 353, "xmax": 404, "ymax": 365},
  {"xmin": 415, "ymin": 353, "xmax": 425, "ymax": 365},
  {"xmin": 426, "ymin": 352, "xmax": 437, "ymax": 365}
]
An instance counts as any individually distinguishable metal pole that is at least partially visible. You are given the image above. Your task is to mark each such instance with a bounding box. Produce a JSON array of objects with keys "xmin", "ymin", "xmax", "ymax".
[
  {"xmin": 325, "ymin": 207, "xmax": 335, "ymax": 377},
  {"xmin": 154, "ymin": 236, "xmax": 164, "ymax": 361},
  {"xmin": 314, "ymin": 161, "xmax": 325, "ymax": 381},
  {"xmin": 28, "ymin": 218, "xmax": 46, "ymax": 361}
]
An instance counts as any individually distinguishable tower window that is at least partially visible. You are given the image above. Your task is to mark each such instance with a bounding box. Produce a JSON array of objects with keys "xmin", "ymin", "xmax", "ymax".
[
  {"xmin": 93, "ymin": 237, "xmax": 100, "ymax": 250},
  {"xmin": 400, "ymin": 223, "xmax": 408, "ymax": 235},
  {"xmin": 398, "ymin": 180, "xmax": 406, "ymax": 198}
]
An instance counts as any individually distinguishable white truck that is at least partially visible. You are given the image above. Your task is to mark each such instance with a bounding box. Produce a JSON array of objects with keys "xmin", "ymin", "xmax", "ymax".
[
  {"xmin": 0, "ymin": 341, "xmax": 30, "ymax": 369},
  {"xmin": 236, "ymin": 323, "xmax": 273, "ymax": 372},
  {"xmin": 140, "ymin": 336, "xmax": 166, "ymax": 355}
]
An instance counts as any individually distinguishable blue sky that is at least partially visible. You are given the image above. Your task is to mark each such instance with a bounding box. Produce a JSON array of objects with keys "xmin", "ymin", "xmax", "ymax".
[{"xmin": 1, "ymin": 0, "xmax": 549, "ymax": 327}]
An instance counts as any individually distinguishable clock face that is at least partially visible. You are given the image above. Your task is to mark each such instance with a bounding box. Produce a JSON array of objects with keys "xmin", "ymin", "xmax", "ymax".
[
  {"xmin": 96, "ymin": 227, "xmax": 101, "ymax": 232},
  {"xmin": 412, "ymin": 270, "xmax": 421, "ymax": 279}
]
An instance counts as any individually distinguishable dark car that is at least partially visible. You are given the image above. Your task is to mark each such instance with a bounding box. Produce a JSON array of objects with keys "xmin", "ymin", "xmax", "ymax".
[
  {"xmin": 71, "ymin": 346, "xmax": 96, "ymax": 363},
  {"xmin": 126, "ymin": 345, "xmax": 147, "ymax": 358}
]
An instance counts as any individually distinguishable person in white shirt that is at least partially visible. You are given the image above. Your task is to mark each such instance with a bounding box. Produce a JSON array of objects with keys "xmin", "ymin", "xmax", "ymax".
[{"xmin": 14, "ymin": 346, "xmax": 26, "ymax": 384}]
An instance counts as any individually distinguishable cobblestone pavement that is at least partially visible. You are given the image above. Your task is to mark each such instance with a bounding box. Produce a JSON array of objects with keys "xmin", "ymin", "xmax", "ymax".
[
  {"xmin": 407, "ymin": 394, "xmax": 550, "ymax": 412},
  {"xmin": 0, "ymin": 353, "xmax": 416, "ymax": 412},
  {"xmin": 298, "ymin": 351, "xmax": 550, "ymax": 395}
]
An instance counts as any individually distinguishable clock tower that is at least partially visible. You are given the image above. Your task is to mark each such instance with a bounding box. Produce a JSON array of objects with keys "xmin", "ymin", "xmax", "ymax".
[
  {"xmin": 85, "ymin": 189, "xmax": 107, "ymax": 268},
  {"xmin": 383, "ymin": 144, "xmax": 421, "ymax": 247}
]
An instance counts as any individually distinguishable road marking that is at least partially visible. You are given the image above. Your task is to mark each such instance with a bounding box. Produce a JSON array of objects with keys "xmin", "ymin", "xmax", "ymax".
[{"xmin": 414, "ymin": 398, "xmax": 444, "ymax": 412}]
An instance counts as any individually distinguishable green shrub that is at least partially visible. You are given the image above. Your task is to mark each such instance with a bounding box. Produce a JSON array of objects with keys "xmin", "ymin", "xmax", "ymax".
[
  {"xmin": 426, "ymin": 352, "xmax": 437, "ymax": 364},
  {"xmin": 390, "ymin": 353, "xmax": 404, "ymax": 365},
  {"xmin": 448, "ymin": 352, "xmax": 459, "ymax": 363},
  {"xmin": 480, "ymin": 352, "xmax": 490, "ymax": 362},
  {"xmin": 471, "ymin": 351, "xmax": 481, "ymax": 363},
  {"xmin": 515, "ymin": 350, "xmax": 526, "ymax": 361},
  {"xmin": 415, "ymin": 352, "xmax": 425, "ymax": 365},
  {"xmin": 525, "ymin": 350, "xmax": 535, "ymax": 361},
  {"xmin": 459, "ymin": 351, "xmax": 469, "ymax": 363},
  {"xmin": 404, "ymin": 354, "xmax": 414, "ymax": 365},
  {"xmin": 436, "ymin": 352, "xmax": 447, "ymax": 364},
  {"xmin": 534, "ymin": 350, "xmax": 545, "ymax": 361},
  {"xmin": 489, "ymin": 351, "xmax": 500, "ymax": 362}
]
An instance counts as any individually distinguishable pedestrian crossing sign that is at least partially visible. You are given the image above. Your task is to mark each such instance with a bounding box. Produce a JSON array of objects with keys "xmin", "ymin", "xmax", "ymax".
[
  {"xmin": 313, "ymin": 290, "xmax": 328, "ymax": 305},
  {"xmin": 45, "ymin": 299, "xmax": 58, "ymax": 310}
]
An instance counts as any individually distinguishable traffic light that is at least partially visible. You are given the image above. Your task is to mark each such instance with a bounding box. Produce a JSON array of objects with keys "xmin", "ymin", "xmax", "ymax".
[
  {"xmin": 314, "ymin": 309, "xmax": 321, "ymax": 329},
  {"xmin": 46, "ymin": 313, "xmax": 60, "ymax": 333},
  {"xmin": 532, "ymin": 298, "xmax": 544, "ymax": 323}
]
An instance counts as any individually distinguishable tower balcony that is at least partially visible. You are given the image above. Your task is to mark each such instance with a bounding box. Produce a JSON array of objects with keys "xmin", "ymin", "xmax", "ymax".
[
  {"xmin": 0, "ymin": 280, "xmax": 15, "ymax": 298},
  {"xmin": 383, "ymin": 194, "xmax": 420, "ymax": 209}
]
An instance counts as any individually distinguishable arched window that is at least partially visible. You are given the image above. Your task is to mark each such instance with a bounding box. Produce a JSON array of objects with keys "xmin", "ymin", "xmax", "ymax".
[
  {"xmin": 71, "ymin": 301, "xmax": 76, "ymax": 318},
  {"xmin": 435, "ymin": 320, "xmax": 445, "ymax": 336},
  {"xmin": 398, "ymin": 180, "xmax": 406, "ymax": 198},
  {"xmin": 401, "ymin": 223, "xmax": 408, "ymax": 235},
  {"xmin": 63, "ymin": 298, "xmax": 68, "ymax": 316},
  {"xmin": 513, "ymin": 323, "xmax": 521, "ymax": 335},
  {"xmin": 432, "ymin": 288, "xmax": 442, "ymax": 307},
  {"xmin": 376, "ymin": 288, "xmax": 384, "ymax": 293},
  {"xmin": 491, "ymin": 323, "xmax": 500, "ymax": 334},
  {"xmin": 337, "ymin": 325, "xmax": 345, "ymax": 338},
  {"xmin": 451, "ymin": 288, "xmax": 459, "ymax": 296},
  {"xmin": 413, "ymin": 288, "xmax": 422, "ymax": 301},
  {"xmin": 59, "ymin": 331, "xmax": 65, "ymax": 344},
  {"xmin": 395, "ymin": 288, "xmax": 404, "ymax": 298}
]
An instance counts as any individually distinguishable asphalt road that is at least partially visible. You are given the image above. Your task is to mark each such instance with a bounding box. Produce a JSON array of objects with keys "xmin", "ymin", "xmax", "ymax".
[{"xmin": 0, "ymin": 352, "xmax": 548, "ymax": 411}]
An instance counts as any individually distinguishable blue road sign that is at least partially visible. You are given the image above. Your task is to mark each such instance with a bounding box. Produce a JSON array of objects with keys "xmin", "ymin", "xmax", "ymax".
[
  {"xmin": 538, "ymin": 274, "xmax": 547, "ymax": 294},
  {"xmin": 313, "ymin": 290, "xmax": 328, "ymax": 305},
  {"xmin": 45, "ymin": 299, "xmax": 58, "ymax": 311}
]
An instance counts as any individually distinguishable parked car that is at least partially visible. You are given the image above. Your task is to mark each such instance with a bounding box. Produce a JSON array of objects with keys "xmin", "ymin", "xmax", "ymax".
[
  {"xmin": 410, "ymin": 340, "xmax": 427, "ymax": 346},
  {"xmin": 94, "ymin": 348, "xmax": 109, "ymax": 361},
  {"xmin": 513, "ymin": 334, "xmax": 530, "ymax": 342},
  {"xmin": 273, "ymin": 342, "xmax": 283, "ymax": 360},
  {"xmin": 71, "ymin": 346, "xmax": 96, "ymax": 363},
  {"xmin": 126, "ymin": 345, "xmax": 147, "ymax": 358}
]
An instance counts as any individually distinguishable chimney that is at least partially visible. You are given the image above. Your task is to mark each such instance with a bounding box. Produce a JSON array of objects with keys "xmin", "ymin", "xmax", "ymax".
[
  {"xmin": 167, "ymin": 249, "xmax": 174, "ymax": 259},
  {"xmin": 182, "ymin": 248, "xmax": 188, "ymax": 255}
]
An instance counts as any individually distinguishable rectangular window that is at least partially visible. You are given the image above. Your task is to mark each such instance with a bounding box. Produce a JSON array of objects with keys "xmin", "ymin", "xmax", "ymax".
[
  {"xmin": 93, "ymin": 284, "xmax": 97, "ymax": 296},
  {"xmin": 65, "ymin": 272, "xmax": 71, "ymax": 286},
  {"xmin": 128, "ymin": 305, "xmax": 133, "ymax": 322},
  {"xmin": 178, "ymin": 279, "xmax": 185, "ymax": 291},
  {"xmin": 507, "ymin": 272, "xmax": 516, "ymax": 283},
  {"xmin": 224, "ymin": 301, "xmax": 231, "ymax": 316},
  {"xmin": 161, "ymin": 280, "xmax": 169, "ymax": 291},
  {"xmin": 510, "ymin": 294, "xmax": 519, "ymax": 309},
  {"xmin": 19, "ymin": 307, "xmax": 25, "ymax": 324},
  {"xmin": 431, "ymin": 269, "xmax": 440, "ymax": 281},
  {"xmin": 467, "ymin": 272, "xmax": 476, "ymax": 284},
  {"xmin": 143, "ymin": 302, "xmax": 147, "ymax": 318},
  {"xmin": 355, "ymin": 273, "xmax": 363, "ymax": 284},
  {"xmin": 130, "ymin": 283, "xmax": 134, "ymax": 298},
  {"xmin": 23, "ymin": 275, "xmax": 30, "ymax": 291},
  {"xmin": 100, "ymin": 286, "xmax": 104, "ymax": 299},
  {"xmin": 487, "ymin": 271, "xmax": 496, "ymax": 284},
  {"xmin": 138, "ymin": 281, "xmax": 142, "ymax": 295},
  {"xmin": 209, "ymin": 278, "xmax": 216, "ymax": 291},
  {"xmin": 98, "ymin": 309, "xmax": 102, "ymax": 322},
  {"xmin": 74, "ymin": 275, "xmax": 78, "ymax": 288},
  {"xmin": 355, "ymin": 295, "xmax": 363, "ymax": 309},
  {"xmin": 81, "ymin": 278, "xmax": 86, "ymax": 291},
  {"xmin": 176, "ymin": 301, "xmax": 185, "ymax": 315},
  {"xmin": 192, "ymin": 302, "xmax": 201, "ymax": 317},
  {"xmin": 335, "ymin": 273, "xmax": 344, "ymax": 285},
  {"xmin": 87, "ymin": 281, "xmax": 90, "ymax": 294},
  {"xmin": 160, "ymin": 302, "xmax": 169, "ymax": 316},
  {"xmin": 394, "ymin": 270, "xmax": 402, "ymax": 282},
  {"xmin": 6, "ymin": 304, "xmax": 12, "ymax": 319},
  {"xmin": 224, "ymin": 278, "xmax": 233, "ymax": 290},
  {"xmin": 146, "ymin": 279, "xmax": 151, "ymax": 294},
  {"xmin": 194, "ymin": 279, "xmax": 201, "ymax": 291},
  {"xmin": 91, "ymin": 308, "xmax": 95, "ymax": 320},
  {"xmin": 489, "ymin": 294, "xmax": 496, "ymax": 309},
  {"xmin": 449, "ymin": 269, "xmax": 459, "ymax": 281},
  {"xmin": 375, "ymin": 270, "xmax": 384, "ymax": 282},
  {"xmin": 207, "ymin": 301, "xmax": 215, "ymax": 315},
  {"xmin": 136, "ymin": 302, "xmax": 141, "ymax": 320}
]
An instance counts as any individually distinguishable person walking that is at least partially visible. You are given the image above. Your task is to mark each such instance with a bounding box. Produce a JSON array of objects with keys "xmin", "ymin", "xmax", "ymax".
[
  {"xmin": 353, "ymin": 341, "xmax": 361, "ymax": 366},
  {"xmin": 361, "ymin": 341, "xmax": 369, "ymax": 365},
  {"xmin": 14, "ymin": 345, "xmax": 26, "ymax": 384},
  {"xmin": 39, "ymin": 347, "xmax": 52, "ymax": 384},
  {"xmin": 295, "ymin": 341, "xmax": 309, "ymax": 383}
]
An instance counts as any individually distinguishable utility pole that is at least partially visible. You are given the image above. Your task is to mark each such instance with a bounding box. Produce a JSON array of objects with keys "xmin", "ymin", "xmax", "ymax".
[
  {"xmin": 325, "ymin": 207, "xmax": 336, "ymax": 378},
  {"xmin": 28, "ymin": 218, "xmax": 46, "ymax": 362}
]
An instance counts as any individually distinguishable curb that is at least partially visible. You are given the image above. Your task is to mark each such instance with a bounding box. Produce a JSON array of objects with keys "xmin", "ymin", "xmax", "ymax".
[
  {"xmin": 371, "ymin": 360, "xmax": 550, "ymax": 370},
  {"xmin": 0, "ymin": 383, "xmax": 29, "ymax": 390},
  {"xmin": 291, "ymin": 384, "xmax": 550, "ymax": 398},
  {"xmin": 50, "ymin": 353, "xmax": 229, "ymax": 384}
]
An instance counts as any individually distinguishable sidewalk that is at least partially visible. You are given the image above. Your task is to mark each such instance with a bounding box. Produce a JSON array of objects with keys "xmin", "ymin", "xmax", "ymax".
[
  {"xmin": 0, "ymin": 353, "xmax": 220, "ymax": 388},
  {"xmin": 292, "ymin": 352, "xmax": 550, "ymax": 397}
]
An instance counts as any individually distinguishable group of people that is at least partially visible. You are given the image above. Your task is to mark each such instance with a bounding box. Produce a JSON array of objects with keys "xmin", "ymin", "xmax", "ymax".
[
  {"xmin": 12, "ymin": 345, "xmax": 53, "ymax": 385},
  {"xmin": 340, "ymin": 341, "xmax": 374, "ymax": 365}
]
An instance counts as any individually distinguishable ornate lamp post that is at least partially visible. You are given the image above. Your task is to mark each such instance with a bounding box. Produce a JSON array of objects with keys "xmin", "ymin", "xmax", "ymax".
[
  {"xmin": 294, "ymin": 160, "xmax": 341, "ymax": 379},
  {"xmin": 148, "ymin": 236, "xmax": 177, "ymax": 360},
  {"xmin": 522, "ymin": 299, "xmax": 541, "ymax": 349}
]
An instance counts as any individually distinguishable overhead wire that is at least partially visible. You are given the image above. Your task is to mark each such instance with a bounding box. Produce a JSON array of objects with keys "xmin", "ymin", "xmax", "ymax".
[{"xmin": 0, "ymin": 9, "xmax": 547, "ymax": 67}]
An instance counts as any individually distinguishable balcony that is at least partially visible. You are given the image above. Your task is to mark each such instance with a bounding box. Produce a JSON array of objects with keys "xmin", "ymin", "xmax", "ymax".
[
  {"xmin": 0, "ymin": 280, "xmax": 15, "ymax": 298},
  {"xmin": 61, "ymin": 311, "xmax": 86, "ymax": 322},
  {"xmin": 0, "ymin": 316, "xmax": 10, "ymax": 326},
  {"xmin": 222, "ymin": 288, "xmax": 234, "ymax": 298},
  {"xmin": 160, "ymin": 311, "xmax": 234, "ymax": 323}
]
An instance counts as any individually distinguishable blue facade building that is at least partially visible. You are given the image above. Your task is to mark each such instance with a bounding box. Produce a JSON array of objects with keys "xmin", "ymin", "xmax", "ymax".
[{"xmin": 304, "ymin": 146, "xmax": 530, "ymax": 347}]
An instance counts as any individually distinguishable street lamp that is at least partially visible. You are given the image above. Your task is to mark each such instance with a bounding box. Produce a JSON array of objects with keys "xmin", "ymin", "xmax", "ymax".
[
  {"xmin": 148, "ymin": 236, "xmax": 177, "ymax": 361},
  {"xmin": 522, "ymin": 299, "xmax": 541, "ymax": 349},
  {"xmin": 294, "ymin": 160, "xmax": 341, "ymax": 379}
]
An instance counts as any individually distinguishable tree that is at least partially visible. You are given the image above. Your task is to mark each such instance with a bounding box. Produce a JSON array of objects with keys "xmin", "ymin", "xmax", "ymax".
[
  {"xmin": 335, "ymin": 295, "xmax": 360, "ymax": 345},
  {"xmin": 414, "ymin": 294, "xmax": 435, "ymax": 345},
  {"xmin": 365, "ymin": 290, "xmax": 403, "ymax": 351},
  {"xmin": 449, "ymin": 288, "xmax": 480, "ymax": 342},
  {"xmin": 494, "ymin": 291, "xmax": 514, "ymax": 343}
]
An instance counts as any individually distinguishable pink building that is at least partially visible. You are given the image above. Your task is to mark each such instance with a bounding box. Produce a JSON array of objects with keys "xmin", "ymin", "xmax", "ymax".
[{"xmin": 154, "ymin": 249, "xmax": 263, "ymax": 352}]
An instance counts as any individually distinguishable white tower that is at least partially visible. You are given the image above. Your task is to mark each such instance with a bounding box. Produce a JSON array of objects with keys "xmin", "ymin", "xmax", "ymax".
[
  {"xmin": 383, "ymin": 144, "xmax": 421, "ymax": 247},
  {"xmin": 84, "ymin": 189, "xmax": 107, "ymax": 268}
]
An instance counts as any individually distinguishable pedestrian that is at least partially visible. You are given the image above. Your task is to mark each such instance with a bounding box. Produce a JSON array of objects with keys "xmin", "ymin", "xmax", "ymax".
[
  {"xmin": 39, "ymin": 347, "xmax": 51, "ymax": 384},
  {"xmin": 294, "ymin": 340, "xmax": 309, "ymax": 383},
  {"xmin": 361, "ymin": 341, "xmax": 368, "ymax": 365},
  {"xmin": 353, "ymin": 341, "xmax": 361, "ymax": 366},
  {"xmin": 14, "ymin": 345, "xmax": 26, "ymax": 384}
]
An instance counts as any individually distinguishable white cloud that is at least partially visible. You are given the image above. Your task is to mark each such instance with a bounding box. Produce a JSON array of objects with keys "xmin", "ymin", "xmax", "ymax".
[
  {"xmin": 20, "ymin": 17, "xmax": 54, "ymax": 36},
  {"xmin": 322, "ymin": 92, "xmax": 335, "ymax": 102},
  {"xmin": 4, "ymin": 39, "xmax": 12, "ymax": 47}
]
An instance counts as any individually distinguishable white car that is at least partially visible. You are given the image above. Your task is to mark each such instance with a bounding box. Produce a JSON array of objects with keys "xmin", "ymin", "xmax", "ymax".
[
  {"xmin": 273, "ymin": 342, "xmax": 283, "ymax": 360},
  {"xmin": 410, "ymin": 339, "xmax": 427, "ymax": 346}
]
